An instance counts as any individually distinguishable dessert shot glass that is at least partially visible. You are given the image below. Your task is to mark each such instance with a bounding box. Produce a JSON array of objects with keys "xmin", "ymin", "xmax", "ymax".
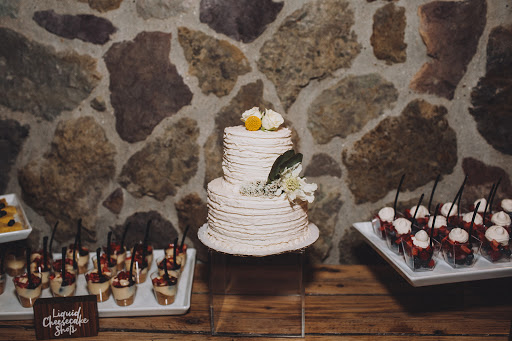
[
  {"xmin": 124, "ymin": 252, "xmax": 149, "ymax": 284},
  {"xmin": 156, "ymin": 256, "xmax": 181, "ymax": 279},
  {"xmin": 441, "ymin": 235, "xmax": 482, "ymax": 268},
  {"xmin": 150, "ymin": 271, "xmax": 178, "ymax": 305},
  {"xmin": 92, "ymin": 254, "xmax": 117, "ymax": 276},
  {"xmin": 110, "ymin": 271, "xmax": 137, "ymax": 306},
  {"xmin": 85, "ymin": 268, "xmax": 112, "ymax": 302},
  {"xmin": 6, "ymin": 249, "xmax": 26, "ymax": 277},
  {"xmin": 13, "ymin": 273, "xmax": 42, "ymax": 308},
  {"xmin": 401, "ymin": 238, "xmax": 441, "ymax": 272},
  {"xmin": 479, "ymin": 226, "xmax": 511, "ymax": 263},
  {"xmin": 49, "ymin": 271, "xmax": 77, "ymax": 298}
]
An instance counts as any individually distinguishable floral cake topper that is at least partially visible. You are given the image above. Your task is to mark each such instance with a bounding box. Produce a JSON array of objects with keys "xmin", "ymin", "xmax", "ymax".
[
  {"xmin": 241, "ymin": 107, "xmax": 284, "ymax": 131},
  {"xmin": 240, "ymin": 150, "xmax": 317, "ymax": 203}
]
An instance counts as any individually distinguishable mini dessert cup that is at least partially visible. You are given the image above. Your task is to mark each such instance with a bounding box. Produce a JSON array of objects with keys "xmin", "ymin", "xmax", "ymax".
[
  {"xmin": 164, "ymin": 243, "xmax": 187, "ymax": 268},
  {"xmin": 85, "ymin": 268, "xmax": 112, "ymax": 302},
  {"xmin": 66, "ymin": 245, "xmax": 90, "ymax": 274},
  {"xmin": 500, "ymin": 199, "xmax": 512, "ymax": 219},
  {"xmin": 405, "ymin": 205, "xmax": 430, "ymax": 231},
  {"xmin": 49, "ymin": 271, "xmax": 77, "ymax": 297},
  {"xmin": 52, "ymin": 257, "xmax": 76, "ymax": 276},
  {"xmin": 125, "ymin": 257, "xmax": 148, "ymax": 284},
  {"xmin": 490, "ymin": 211, "xmax": 511, "ymax": 233},
  {"xmin": 441, "ymin": 232, "xmax": 482, "ymax": 268},
  {"xmin": 402, "ymin": 233, "xmax": 441, "ymax": 272},
  {"xmin": 384, "ymin": 218, "xmax": 411, "ymax": 255},
  {"xmin": 110, "ymin": 271, "xmax": 136, "ymax": 306},
  {"xmin": 150, "ymin": 271, "xmax": 178, "ymax": 305},
  {"xmin": 479, "ymin": 225, "xmax": 511, "ymax": 263},
  {"xmin": 13, "ymin": 273, "xmax": 42, "ymax": 308},
  {"xmin": 372, "ymin": 207, "xmax": 395, "ymax": 239},
  {"xmin": 30, "ymin": 258, "xmax": 51, "ymax": 290},
  {"xmin": 131, "ymin": 243, "xmax": 153, "ymax": 270},
  {"xmin": 104, "ymin": 242, "xmax": 126, "ymax": 271},
  {"xmin": 156, "ymin": 256, "xmax": 181, "ymax": 279},
  {"xmin": 423, "ymin": 215, "xmax": 450, "ymax": 243},
  {"xmin": 6, "ymin": 249, "xmax": 26, "ymax": 277},
  {"xmin": 92, "ymin": 254, "xmax": 117, "ymax": 276}
]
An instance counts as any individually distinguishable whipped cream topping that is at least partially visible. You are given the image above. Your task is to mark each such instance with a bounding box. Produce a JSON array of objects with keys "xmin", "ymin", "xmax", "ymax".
[
  {"xmin": 448, "ymin": 228, "xmax": 469, "ymax": 243},
  {"xmin": 474, "ymin": 198, "xmax": 487, "ymax": 212},
  {"xmin": 462, "ymin": 212, "xmax": 483, "ymax": 225},
  {"xmin": 491, "ymin": 211, "xmax": 511, "ymax": 226},
  {"xmin": 485, "ymin": 225, "xmax": 510, "ymax": 246},
  {"xmin": 428, "ymin": 215, "xmax": 447, "ymax": 229},
  {"xmin": 410, "ymin": 205, "xmax": 429, "ymax": 218},
  {"xmin": 393, "ymin": 218, "xmax": 411, "ymax": 235},
  {"xmin": 501, "ymin": 199, "xmax": 512, "ymax": 213},
  {"xmin": 441, "ymin": 203, "xmax": 458, "ymax": 217},
  {"xmin": 378, "ymin": 207, "xmax": 395, "ymax": 222},
  {"xmin": 412, "ymin": 230, "xmax": 430, "ymax": 249}
]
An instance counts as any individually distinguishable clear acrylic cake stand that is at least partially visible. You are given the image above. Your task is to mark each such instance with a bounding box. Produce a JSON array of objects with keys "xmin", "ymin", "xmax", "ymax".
[{"xmin": 209, "ymin": 249, "xmax": 305, "ymax": 337}]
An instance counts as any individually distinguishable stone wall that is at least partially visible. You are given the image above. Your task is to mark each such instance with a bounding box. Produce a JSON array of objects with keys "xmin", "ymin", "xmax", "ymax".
[{"xmin": 1, "ymin": 0, "xmax": 511, "ymax": 263}]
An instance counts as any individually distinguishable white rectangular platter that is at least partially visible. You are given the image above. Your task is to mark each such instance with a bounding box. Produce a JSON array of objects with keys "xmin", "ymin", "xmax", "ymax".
[
  {"xmin": 0, "ymin": 194, "xmax": 33, "ymax": 243},
  {"xmin": 0, "ymin": 248, "xmax": 196, "ymax": 320},
  {"xmin": 353, "ymin": 221, "xmax": 512, "ymax": 287}
]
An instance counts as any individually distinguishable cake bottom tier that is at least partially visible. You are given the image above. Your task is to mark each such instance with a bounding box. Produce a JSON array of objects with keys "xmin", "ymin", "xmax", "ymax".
[{"xmin": 200, "ymin": 178, "xmax": 319, "ymax": 256}]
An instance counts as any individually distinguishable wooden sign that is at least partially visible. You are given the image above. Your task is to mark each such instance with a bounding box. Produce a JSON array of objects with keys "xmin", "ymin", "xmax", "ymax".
[{"xmin": 33, "ymin": 295, "xmax": 99, "ymax": 339}]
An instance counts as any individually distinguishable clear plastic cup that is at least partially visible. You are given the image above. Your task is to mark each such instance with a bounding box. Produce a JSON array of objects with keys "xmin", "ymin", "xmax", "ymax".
[{"xmin": 150, "ymin": 271, "xmax": 177, "ymax": 305}]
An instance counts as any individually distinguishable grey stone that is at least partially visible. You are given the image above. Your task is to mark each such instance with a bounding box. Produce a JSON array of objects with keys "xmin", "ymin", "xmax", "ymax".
[
  {"xmin": 84, "ymin": 0, "xmax": 123, "ymax": 12},
  {"xmin": 136, "ymin": 0, "xmax": 190, "ymax": 20},
  {"xmin": 18, "ymin": 116, "xmax": 116, "ymax": 243},
  {"xmin": 90, "ymin": 96, "xmax": 106, "ymax": 112},
  {"xmin": 119, "ymin": 118, "xmax": 199, "ymax": 201},
  {"xmin": 410, "ymin": 0, "xmax": 486, "ymax": 100},
  {"xmin": 0, "ymin": 119, "xmax": 29, "ymax": 193},
  {"xmin": 199, "ymin": 0, "xmax": 283, "ymax": 43},
  {"xmin": 343, "ymin": 99, "xmax": 457, "ymax": 204},
  {"xmin": 307, "ymin": 74, "xmax": 398, "ymax": 144},
  {"xmin": 0, "ymin": 28, "xmax": 101, "ymax": 121},
  {"xmin": 178, "ymin": 27, "xmax": 251, "ymax": 97},
  {"xmin": 0, "ymin": 0, "xmax": 20, "ymax": 18},
  {"xmin": 370, "ymin": 3, "xmax": 406, "ymax": 64},
  {"xmin": 258, "ymin": 0, "xmax": 361, "ymax": 110},
  {"xmin": 102, "ymin": 188, "xmax": 123, "ymax": 215},
  {"xmin": 104, "ymin": 31, "xmax": 193, "ymax": 143},
  {"xmin": 33, "ymin": 10, "xmax": 116, "ymax": 45},
  {"xmin": 304, "ymin": 153, "xmax": 341, "ymax": 178},
  {"xmin": 469, "ymin": 25, "xmax": 512, "ymax": 155}
]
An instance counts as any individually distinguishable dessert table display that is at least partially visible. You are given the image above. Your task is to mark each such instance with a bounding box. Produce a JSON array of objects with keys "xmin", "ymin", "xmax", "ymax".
[
  {"xmin": 0, "ymin": 248, "xmax": 196, "ymax": 320},
  {"xmin": 0, "ymin": 263, "xmax": 510, "ymax": 340},
  {"xmin": 354, "ymin": 221, "xmax": 512, "ymax": 286}
]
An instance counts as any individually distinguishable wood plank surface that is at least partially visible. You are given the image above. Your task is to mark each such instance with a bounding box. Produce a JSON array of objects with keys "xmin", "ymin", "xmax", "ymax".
[{"xmin": 0, "ymin": 264, "xmax": 510, "ymax": 340}]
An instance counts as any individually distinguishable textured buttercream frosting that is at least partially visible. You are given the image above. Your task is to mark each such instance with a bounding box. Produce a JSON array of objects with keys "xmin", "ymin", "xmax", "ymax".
[
  {"xmin": 222, "ymin": 126, "xmax": 293, "ymax": 185},
  {"xmin": 202, "ymin": 125, "xmax": 318, "ymax": 255}
]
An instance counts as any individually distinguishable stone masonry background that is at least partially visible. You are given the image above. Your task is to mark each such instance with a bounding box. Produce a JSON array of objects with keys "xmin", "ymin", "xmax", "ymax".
[{"xmin": 0, "ymin": 0, "xmax": 511, "ymax": 264}]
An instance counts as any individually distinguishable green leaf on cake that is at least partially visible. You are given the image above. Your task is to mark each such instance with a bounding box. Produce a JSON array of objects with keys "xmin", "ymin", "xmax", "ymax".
[{"xmin": 267, "ymin": 150, "xmax": 303, "ymax": 184}]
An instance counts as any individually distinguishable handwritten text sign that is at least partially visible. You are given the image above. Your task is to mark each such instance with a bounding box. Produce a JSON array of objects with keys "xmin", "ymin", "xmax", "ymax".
[{"xmin": 33, "ymin": 295, "xmax": 99, "ymax": 339}]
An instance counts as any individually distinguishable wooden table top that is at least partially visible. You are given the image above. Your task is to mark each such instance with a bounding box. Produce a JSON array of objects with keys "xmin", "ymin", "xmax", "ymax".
[{"xmin": 0, "ymin": 264, "xmax": 510, "ymax": 340}]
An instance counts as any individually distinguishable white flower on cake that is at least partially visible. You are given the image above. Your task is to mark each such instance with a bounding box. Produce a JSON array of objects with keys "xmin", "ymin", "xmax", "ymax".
[
  {"xmin": 261, "ymin": 109, "xmax": 284, "ymax": 131},
  {"xmin": 240, "ymin": 107, "xmax": 284, "ymax": 131},
  {"xmin": 241, "ymin": 107, "xmax": 262, "ymax": 122},
  {"xmin": 275, "ymin": 163, "xmax": 317, "ymax": 203},
  {"xmin": 239, "ymin": 150, "xmax": 317, "ymax": 204}
]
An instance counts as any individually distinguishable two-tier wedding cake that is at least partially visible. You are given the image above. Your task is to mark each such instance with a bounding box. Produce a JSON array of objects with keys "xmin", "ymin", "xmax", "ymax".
[{"xmin": 198, "ymin": 108, "xmax": 319, "ymax": 256}]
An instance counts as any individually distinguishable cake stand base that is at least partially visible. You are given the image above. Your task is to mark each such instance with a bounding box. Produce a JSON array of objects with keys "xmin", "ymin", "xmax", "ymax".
[{"xmin": 209, "ymin": 249, "xmax": 305, "ymax": 338}]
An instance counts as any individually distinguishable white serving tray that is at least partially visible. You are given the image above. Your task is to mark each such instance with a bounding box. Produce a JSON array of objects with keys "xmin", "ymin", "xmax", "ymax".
[
  {"xmin": 0, "ymin": 248, "xmax": 196, "ymax": 320},
  {"xmin": 353, "ymin": 222, "xmax": 512, "ymax": 287},
  {"xmin": 0, "ymin": 194, "xmax": 33, "ymax": 244}
]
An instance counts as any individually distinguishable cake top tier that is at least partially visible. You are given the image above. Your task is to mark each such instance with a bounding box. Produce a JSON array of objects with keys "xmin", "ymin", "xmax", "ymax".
[{"xmin": 222, "ymin": 126, "xmax": 293, "ymax": 185}]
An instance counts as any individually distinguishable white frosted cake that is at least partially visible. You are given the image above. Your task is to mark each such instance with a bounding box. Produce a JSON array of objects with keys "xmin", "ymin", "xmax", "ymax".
[{"xmin": 198, "ymin": 108, "xmax": 319, "ymax": 256}]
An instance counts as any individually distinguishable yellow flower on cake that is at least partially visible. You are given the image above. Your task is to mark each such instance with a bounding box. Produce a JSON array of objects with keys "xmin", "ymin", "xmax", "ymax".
[
  {"xmin": 245, "ymin": 116, "xmax": 262, "ymax": 131},
  {"xmin": 241, "ymin": 107, "xmax": 262, "ymax": 122},
  {"xmin": 261, "ymin": 109, "xmax": 284, "ymax": 131}
]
